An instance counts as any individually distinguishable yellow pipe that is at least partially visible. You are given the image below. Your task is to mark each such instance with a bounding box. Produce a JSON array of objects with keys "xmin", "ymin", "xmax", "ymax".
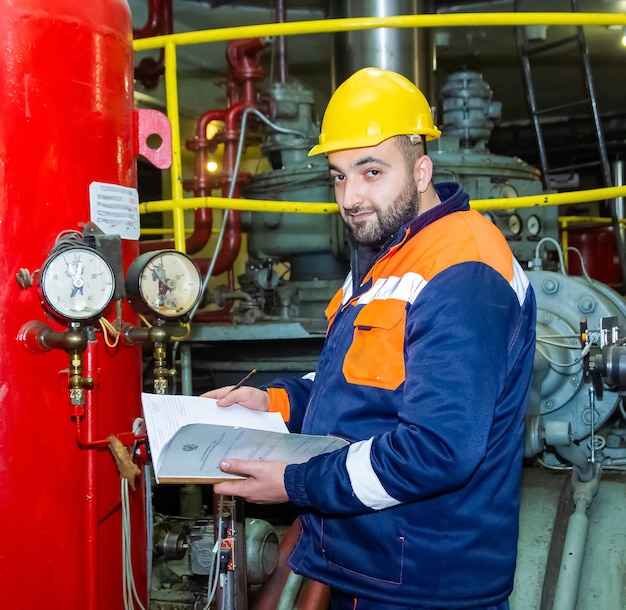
[
  {"xmin": 139, "ymin": 186, "xmax": 626, "ymax": 215},
  {"xmin": 472, "ymin": 186, "xmax": 626, "ymax": 211},
  {"xmin": 140, "ymin": 196, "xmax": 339, "ymax": 214},
  {"xmin": 559, "ymin": 215, "xmax": 626, "ymax": 226},
  {"xmin": 134, "ymin": 11, "xmax": 626, "ymax": 238},
  {"xmin": 163, "ymin": 41, "xmax": 187, "ymax": 252},
  {"xmin": 133, "ymin": 13, "xmax": 626, "ymax": 51}
]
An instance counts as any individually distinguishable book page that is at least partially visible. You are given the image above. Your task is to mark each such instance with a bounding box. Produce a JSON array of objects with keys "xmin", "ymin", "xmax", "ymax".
[
  {"xmin": 141, "ymin": 393, "xmax": 288, "ymax": 468},
  {"xmin": 156, "ymin": 423, "xmax": 348, "ymax": 484}
]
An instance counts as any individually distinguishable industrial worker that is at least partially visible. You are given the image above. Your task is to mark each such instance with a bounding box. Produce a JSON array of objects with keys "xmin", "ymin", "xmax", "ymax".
[{"xmin": 204, "ymin": 67, "xmax": 537, "ymax": 610}]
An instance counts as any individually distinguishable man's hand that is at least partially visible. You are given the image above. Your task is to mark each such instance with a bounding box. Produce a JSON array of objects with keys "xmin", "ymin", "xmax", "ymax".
[
  {"xmin": 214, "ymin": 459, "xmax": 289, "ymax": 503},
  {"xmin": 201, "ymin": 386, "xmax": 270, "ymax": 412}
]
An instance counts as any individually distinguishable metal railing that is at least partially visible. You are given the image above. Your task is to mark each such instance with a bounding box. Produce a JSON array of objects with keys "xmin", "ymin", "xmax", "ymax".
[{"xmin": 133, "ymin": 12, "xmax": 626, "ymax": 251}]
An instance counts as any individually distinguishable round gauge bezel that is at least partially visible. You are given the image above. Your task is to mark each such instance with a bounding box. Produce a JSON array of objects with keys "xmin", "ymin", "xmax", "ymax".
[
  {"xmin": 38, "ymin": 246, "xmax": 116, "ymax": 323},
  {"xmin": 125, "ymin": 250, "xmax": 203, "ymax": 320},
  {"xmin": 527, "ymin": 214, "xmax": 542, "ymax": 237},
  {"xmin": 507, "ymin": 213, "xmax": 524, "ymax": 236}
]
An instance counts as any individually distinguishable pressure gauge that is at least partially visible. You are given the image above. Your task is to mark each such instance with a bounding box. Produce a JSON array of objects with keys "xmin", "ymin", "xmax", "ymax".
[
  {"xmin": 38, "ymin": 246, "xmax": 115, "ymax": 323},
  {"xmin": 125, "ymin": 250, "xmax": 203, "ymax": 320},
  {"xmin": 527, "ymin": 214, "xmax": 542, "ymax": 237},
  {"xmin": 508, "ymin": 213, "xmax": 523, "ymax": 236}
]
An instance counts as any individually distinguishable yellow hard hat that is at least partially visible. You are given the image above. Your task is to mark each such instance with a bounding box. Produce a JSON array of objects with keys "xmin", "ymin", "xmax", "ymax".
[{"xmin": 308, "ymin": 67, "xmax": 441, "ymax": 156}]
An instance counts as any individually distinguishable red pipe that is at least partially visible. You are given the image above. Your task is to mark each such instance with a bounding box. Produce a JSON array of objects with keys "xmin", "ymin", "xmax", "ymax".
[
  {"xmin": 138, "ymin": 208, "xmax": 214, "ymax": 255},
  {"xmin": 133, "ymin": 0, "xmax": 162, "ymax": 38},
  {"xmin": 140, "ymin": 109, "xmax": 227, "ymax": 254},
  {"xmin": 133, "ymin": 0, "xmax": 173, "ymax": 90},
  {"xmin": 83, "ymin": 338, "xmax": 100, "ymax": 610},
  {"xmin": 226, "ymin": 38, "xmax": 266, "ymax": 105},
  {"xmin": 142, "ymin": 40, "xmax": 268, "ymax": 285},
  {"xmin": 298, "ymin": 579, "xmax": 331, "ymax": 609},
  {"xmin": 254, "ymin": 518, "xmax": 302, "ymax": 610}
]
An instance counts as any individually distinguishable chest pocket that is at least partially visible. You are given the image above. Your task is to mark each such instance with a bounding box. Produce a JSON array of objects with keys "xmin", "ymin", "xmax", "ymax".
[{"xmin": 343, "ymin": 299, "xmax": 407, "ymax": 391}]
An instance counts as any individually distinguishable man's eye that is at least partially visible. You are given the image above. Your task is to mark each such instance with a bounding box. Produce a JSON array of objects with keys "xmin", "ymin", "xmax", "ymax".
[
  {"xmin": 331, "ymin": 174, "xmax": 344, "ymax": 183},
  {"xmin": 366, "ymin": 169, "xmax": 381, "ymax": 177}
]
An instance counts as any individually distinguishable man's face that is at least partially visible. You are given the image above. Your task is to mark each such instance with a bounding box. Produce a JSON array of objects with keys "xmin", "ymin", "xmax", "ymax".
[{"xmin": 328, "ymin": 138, "xmax": 418, "ymax": 247}]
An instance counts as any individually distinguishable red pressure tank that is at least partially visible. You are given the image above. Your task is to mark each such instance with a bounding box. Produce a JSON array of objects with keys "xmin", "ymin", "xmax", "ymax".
[{"xmin": 0, "ymin": 2, "xmax": 148, "ymax": 609}]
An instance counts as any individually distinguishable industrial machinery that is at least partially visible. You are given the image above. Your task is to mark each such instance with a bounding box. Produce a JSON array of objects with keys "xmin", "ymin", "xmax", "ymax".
[{"xmin": 141, "ymin": 5, "xmax": 626, "ymax": 609}]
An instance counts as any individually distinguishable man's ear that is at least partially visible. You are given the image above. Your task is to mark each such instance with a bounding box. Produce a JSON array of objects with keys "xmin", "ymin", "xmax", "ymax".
[{"xmin": 413, "ymin": 154, "xmax": 433, "ymax": 193}]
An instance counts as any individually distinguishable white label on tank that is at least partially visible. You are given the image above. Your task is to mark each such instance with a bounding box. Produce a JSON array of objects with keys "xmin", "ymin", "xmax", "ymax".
[{"xmin": 89, "ymin": 182, "xmax": 140, "ymax": 240}]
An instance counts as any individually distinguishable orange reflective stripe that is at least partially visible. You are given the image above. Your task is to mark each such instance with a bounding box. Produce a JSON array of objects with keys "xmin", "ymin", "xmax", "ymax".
[
  {"xmin": 417, "ymin": 211, "xmax": 514, "ymax": 281},
  {"xmin": 267, "ymin": 387, "xmax": 290, "ymax": 422},
  {"xmin": 325, "ymin": 286, "xmax": 345, "ymax": 329},
  {"xmin": 369, "ymin": 211, "xmax": 514, "ymax": 284}
]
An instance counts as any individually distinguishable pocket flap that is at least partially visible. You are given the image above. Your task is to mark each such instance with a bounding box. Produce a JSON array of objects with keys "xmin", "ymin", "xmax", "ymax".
[{"xmin": 353, "ymin": 299, "xmax": 406, "ymax": 330}]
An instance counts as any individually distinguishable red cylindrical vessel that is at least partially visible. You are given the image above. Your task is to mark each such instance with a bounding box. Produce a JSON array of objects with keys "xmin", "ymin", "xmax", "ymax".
[
  {"xmin": 0, "ymin": 2, "xmax": 147, "ymax": 609},
  {"xmin": 567, "ymin": 227, "xmax": 623, "ymax": 289}
]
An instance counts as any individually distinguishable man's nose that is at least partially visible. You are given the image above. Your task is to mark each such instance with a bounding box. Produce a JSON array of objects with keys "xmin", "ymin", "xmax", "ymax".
[{"xmin": 341, "ymin": 179, "xmax": 363, "ymax": 210}]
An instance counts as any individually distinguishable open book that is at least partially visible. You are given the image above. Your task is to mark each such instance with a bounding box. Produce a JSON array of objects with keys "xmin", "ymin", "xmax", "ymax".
[{"xmin": 141, "ymin": 392, "xmax": 349, "ymax": 484}]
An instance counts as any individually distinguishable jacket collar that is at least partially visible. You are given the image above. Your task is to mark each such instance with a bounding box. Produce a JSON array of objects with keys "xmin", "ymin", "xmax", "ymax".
[{"xmin": 350, "ymin": 182, "xmax": 470, "ymax": 289}]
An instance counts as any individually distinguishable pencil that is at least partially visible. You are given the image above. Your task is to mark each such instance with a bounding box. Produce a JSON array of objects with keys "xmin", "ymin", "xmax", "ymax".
[{"xmin": 228, "ymin": 368, "xmax": 257, "ymax": 393}]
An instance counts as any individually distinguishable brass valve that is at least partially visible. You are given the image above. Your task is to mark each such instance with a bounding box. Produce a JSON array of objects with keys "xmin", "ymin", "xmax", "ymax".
[
  {"xmin": 18, "ymin": 320, "xmax": 93, "ymax": 407},
  {"xmin": 123, "ymin": 322, "xmax": 176, "ymax": 394}
]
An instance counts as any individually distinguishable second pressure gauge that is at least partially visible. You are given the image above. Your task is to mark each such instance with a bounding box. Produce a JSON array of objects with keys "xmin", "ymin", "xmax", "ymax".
[
  {"xmin": 38, "ymin": 246, "xmax": 116, "ymax": 323},
  {"xmin": 507, "ymin": 213, "xmax": 523, "ymax": 237},
  {"xmin": 125, "ymin": 250, "xmax": 203, "ymax": 320}
]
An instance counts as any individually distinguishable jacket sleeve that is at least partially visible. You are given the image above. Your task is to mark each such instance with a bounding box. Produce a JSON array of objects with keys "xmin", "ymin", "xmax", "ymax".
[
  {"xmin": 266, "ymin": 374, "xmax": 315, "ymax": 433},
  {"xmin": 285, "ymin": 263, "xmax": 536, "ymax": 514}
]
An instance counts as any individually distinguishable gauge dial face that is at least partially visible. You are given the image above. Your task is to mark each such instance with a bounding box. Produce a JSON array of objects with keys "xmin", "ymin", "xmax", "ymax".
[
  {"xmin": 527, "ymin": 214, "xmax": 542, "ymax": 237},
  {"xmin": 508, "ymin": 213, "xmax": 523, "ymax": 236},
  {"xmin": 39, "ymin": 247, "xmax": 115, "ymax": 321},
  {"xmin": 136, "ymin": 251, "xmax": 202, "ymax": 319}
]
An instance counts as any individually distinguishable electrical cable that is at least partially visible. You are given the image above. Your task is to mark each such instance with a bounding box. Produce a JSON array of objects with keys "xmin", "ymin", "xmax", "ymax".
[
  {"xmin": 536, "ymin": 336, "xmax": 582, "ymax": 349},
  {"xmin": 121, "ymin": 478, "xmax": 147, "ymax": 610},
  {"xmin": 535, "ymin": 342, "xmax": 584, "ymax": 368},
  {"xmin": 534, "ymin": 236, "xmax": 567, "ymax": 274},
  {"xmin": 203, "ymin": 494, "xmax": 225, "ymax": 610},
  {"xmin": 563, "ymin": 246, "xmax": 594, "ymax": 284},
  {"xmin": 99, "ymin": 316, "xmax": 121, "ymax": 347}
]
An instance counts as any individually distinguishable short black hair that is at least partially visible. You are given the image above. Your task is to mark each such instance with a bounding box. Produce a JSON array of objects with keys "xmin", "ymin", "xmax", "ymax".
[{"xmin": 393, "ymin": 135, "xmax": 426, "ymax": 173}]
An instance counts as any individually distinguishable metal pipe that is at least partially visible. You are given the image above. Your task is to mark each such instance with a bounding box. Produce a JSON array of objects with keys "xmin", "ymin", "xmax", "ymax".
[
  {"xmin": 274, "ymin": 0, "xmax": 288, "ymax": 83},
  {"xmin": 552, "ymin": 465, "xmax": 601, "ymax": 610},
  {"xmin": 139, "ymin": 184, "xmax": 626, "ymax": 216},
  {"xmin": 133, "ymin": 13, "xmax": 626, "ymax": 52},
  {"xmin": 614, "ymin": 159, "xmax": 625, "ymax": 254},
  {"xmin": 276, "ymin": 570, "xmax": 304, "ymax": 610},
  {"xmin": 180, "ymin": 342, "xmax": 193, "ymax": 396},
  {"xmin": 330, "ymin": 1, "xmax": 434, "ymax": 98},
  {"xmin": 552, "ymin": 500, "xmax": 590, "ymax": 610}
]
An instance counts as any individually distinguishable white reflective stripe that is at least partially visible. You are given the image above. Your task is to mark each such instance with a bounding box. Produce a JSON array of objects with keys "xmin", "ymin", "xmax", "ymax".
[
  {"xmin": 341, "ymin": 273, "xmax": 353, "ymax": 304},
  {"xmin": 355, "ymin": 265, "xmax": 529, "ymax": 309},
  {"xmin": 357, "ymin": 272, "xmax": 427, "ymax": 306},
  {"xmin": 301, "ymin": 372, "xmax": 316, "ymax": 382},
  {"xmin": 346, "ymin": 437, "xmax": 401, "ymax": 510},
  {"xmin": 511, "ymin": 259, "xmax": 530, "ymax": 306}
]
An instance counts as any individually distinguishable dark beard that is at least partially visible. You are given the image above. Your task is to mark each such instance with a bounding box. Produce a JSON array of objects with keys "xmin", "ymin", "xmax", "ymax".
[{"xmin": 348, "ymin": 178, "xmax": 419, "ymax": 247}]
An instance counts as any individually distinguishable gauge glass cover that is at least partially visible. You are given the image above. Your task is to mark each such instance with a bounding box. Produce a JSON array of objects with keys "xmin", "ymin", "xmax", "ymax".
[
  {"xmin": 527, "ymin": 214, "xmax": 542, "ymax": 236},
  {"xmin": 40, "ymin": 247, "xmax": 115, "ymax": 321},
  {"xmin": 508, "ymin": 213, "xmax": 523, "ymax": 236},
  {"xmin": 138, "ymin": 252, "xmax": 202, "ymax": 318}
]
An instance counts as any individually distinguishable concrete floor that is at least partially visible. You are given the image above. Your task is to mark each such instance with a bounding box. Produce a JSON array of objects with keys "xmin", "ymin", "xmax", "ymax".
[{"xmin": 512, "ymin": 466, "xmax": 626, "ymax": 610}]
